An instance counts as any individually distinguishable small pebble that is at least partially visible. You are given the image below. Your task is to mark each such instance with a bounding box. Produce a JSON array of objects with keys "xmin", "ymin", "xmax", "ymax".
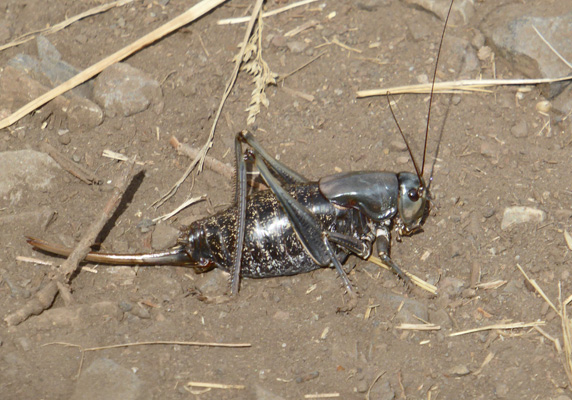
[
  {"xmin": 287, "ymin": 41, "xmax": 307, "ymax": 54},
  {"xmin": 495, "ymin": 382, "xmax": 509, "ymax": 398},
  {"xmin": 501, "ymin": 206, "xmax": 546, "ymax": 230},
  {"xmin": 58, "ymin": 132, "xmax": 71, "ymax": 145},
  {"xmin": 389, "ymin": 140, "xmax": 407, "ymax": 152},
  {"xmin": 471, "ymin": 31, "xmax": 485, "ymax": 49},
  {"xmin": 510, "ymin": 120, "xmax": 528, "ymax": 138},
  {"xmin": 535, "ymin": 100, "xmax": 551, "ymax": 113},
  {"xmin": 118, "ymin": 300, "xmax": 133, "ymax": 312},
  {"xmin": 482, "ymin": 208, "xmax": 495, "ymax": 218},
  {"xmin": 356, "ymin": 380, "xmax": 369, "ymax": 393},
  {"xmin": 15, "ymin": 337, "xmax": 32, "ymax": 352},
  {"xmin": 477, "ymin": 46, "xmax": 493, "ymax": 61},
  {"xmin": 448, "ymin": 364, "xmax": 470, "ymax": 377}
]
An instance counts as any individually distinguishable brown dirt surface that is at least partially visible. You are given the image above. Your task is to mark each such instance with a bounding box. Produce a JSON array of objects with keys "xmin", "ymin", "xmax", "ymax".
[{"xmin": 1, "ymin": 0, "xmax": 572, "ymax": 399}]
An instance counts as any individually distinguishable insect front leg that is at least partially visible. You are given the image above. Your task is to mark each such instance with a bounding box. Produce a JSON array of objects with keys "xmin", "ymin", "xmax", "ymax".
[{"xmin": 376, "ymin": 223, "xmax": 411, "ymax": 286}]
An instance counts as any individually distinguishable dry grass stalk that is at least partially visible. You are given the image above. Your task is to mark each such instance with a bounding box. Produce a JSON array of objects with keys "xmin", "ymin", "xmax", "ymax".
[
  {"xmin": 0, "ymin": 0, "xmax": 229, "ymax": 131},
  {"xmin": 153, "ymin": 195, "xmax": 207, "ymax": 222},
  {"xmin": 517, "ymin": 264, "xmax": 572, "ymax": 387},
  {"xmin": 396, "ymin": 323, "xmax": 440, "ymax": 331},
  {"xmin": 532, "ymin": 25, "xmax": 572, "ymax": 70},
  {"xmin": 449, "ymin": 321, "xmax": 546, "ymax": 337},
  {"xmin": 560, "ymin": 284, "xmax": 572, "ymax": 386},
  {"xmin": 186, "ymin": 381, "xmax": 245, "ymax": 390},
  {"xmin": 0, "ymin": 0, "xmax": 139, "ymax": 52},
  {"xmin": 516, "ymin": 263, "xmax": 560, "ymax": 315},
  {"xmin": 356, "ymin": 76, "xmax": 572, "ymax": 98},
  {"xmin": 102, "ymin": 149, "xmax": 145, "ymax": 165},
  {"xmin": 16, "ymin": 256, "xmax": 54, "ymax": 266},
  {"xmin": 367, "ymin": 255, "xmax": 437, "ymax": 294},
  {"xmin": 154, "ymin": 0, "xmax": 264, "ymax": 208},
  {"xmin": 366, "ymin": 371, "xmax": 386, "ymax": 400},
  {"xmin": 217, "ymin": 0, "xmax": 318, "ymax": 25},
  {"xmin": 304, "ymin": 393, "xmax": 340, "ymax": 399},
  {"xmin": 565, "ymin": 229, "xmax": 572, "ymax": 251},
  {"xmin": 472, "ymin": 352, "xmax": 495, "ymax": 376},
  {"xmin": 236, "ymin": 10, "xmax": 278, "ymax": 125},
  {"xmin": 475, "ymin": 280, "xmax": 507, "ymax": 290}
]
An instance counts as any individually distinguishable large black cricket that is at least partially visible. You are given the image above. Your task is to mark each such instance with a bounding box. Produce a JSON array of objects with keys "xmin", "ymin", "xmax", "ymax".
[{"xmin": 27, "ymin": 3, "xmax": 454, "ymax": 310}]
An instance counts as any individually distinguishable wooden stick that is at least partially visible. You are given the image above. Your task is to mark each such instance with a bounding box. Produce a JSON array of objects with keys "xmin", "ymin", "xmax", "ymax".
[
  {"xmin": 169, "ymin": 136, "xmax": 233, "ymax": 180},
  {"xmin": 0, "ymin": 0, "xmax": 229, "ymax": 130},
  {"xmin": 4, "ymin": 160, "xmax": 136, "ymax": 326},
  {"xmin": 40, "ymin": 142, "xmax": 100, "ymax": 184}
]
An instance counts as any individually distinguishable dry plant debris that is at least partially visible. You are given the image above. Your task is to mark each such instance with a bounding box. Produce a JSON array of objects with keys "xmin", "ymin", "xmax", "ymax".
[
  {"xmin": 516, "ymin": 264, "xmax": 572, "ymax": 388},
  {"xmin": 235, "ymin": 10, "xmax": 278, "ymax": 125}
]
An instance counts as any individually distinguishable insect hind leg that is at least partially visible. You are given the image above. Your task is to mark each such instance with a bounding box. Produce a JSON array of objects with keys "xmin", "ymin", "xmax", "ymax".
[{"xmin": 244, "ymin": 137, "xmax": 359, "ymax": 309}]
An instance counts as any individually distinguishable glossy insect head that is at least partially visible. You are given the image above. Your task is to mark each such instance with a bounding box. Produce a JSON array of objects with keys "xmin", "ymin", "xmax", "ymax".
[{"xmin": 396, "ymin": 172, "xmax": 427, "ymax": 235}]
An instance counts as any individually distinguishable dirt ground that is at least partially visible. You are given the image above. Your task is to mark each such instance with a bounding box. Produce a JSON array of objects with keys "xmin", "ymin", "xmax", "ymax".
[{"xmin": 1, "ymin": 0, "xmax": 572, "ymax": 399}]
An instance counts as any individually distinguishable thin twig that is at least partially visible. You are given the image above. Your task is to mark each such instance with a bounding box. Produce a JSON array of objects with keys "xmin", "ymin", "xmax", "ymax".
[
  {"xmin": 78, "ymin": 340, "xmax": 251, "ymax": 351},
  {"xmin": 4, "ymin": 281, "xmax": 59, "ymax": 326},
  {"xmin": 40, "ymin": 142, "xmax": 100, "ymax": 184},
  {"xmin": 278, "ymin": 50, "xmax": 327, "ymax": 82},
  {"xmin": 60, "ymin": 159, "xmax": 136, "ymax": 281},
  {"xmin": 366, "ymin": 371, "xmax": 386, "ymax": 400},
  {"xmin": 170, "ymin": 136, "xmax": 233, "ymax": 180},
  {"xmin": 0, "ymin": 0, "xmax": 230, "ymax": 130}
]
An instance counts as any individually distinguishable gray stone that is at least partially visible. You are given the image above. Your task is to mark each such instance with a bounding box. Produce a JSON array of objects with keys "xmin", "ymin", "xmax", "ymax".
[
  {"xmin": 67, "ymin": 97, "xmax": 104, "ymax": 132},
  {"xmin": 0, "ymin": 150, "xmax": 60, "ymax": 198},
  {"xmin": 429, "ymin": 308, "xmax": 452, "ymax": 329},
  {"xmin": 37, "ymin": 36, "xmax": 93, "ymax": 98},
  {"xmin": 151, "ymin": 223, "xmax": 179, "ymax": 250},
  {"xmin": 70, "ymin": 358, "xmax": 143, "ymax": 400},
  {"xmin": 483, "ymin": 8, "xmax": 572, "ymax": 112},
  {"xmin": 196, "ymin": 269, "xmax": 229, "ymax": 295},
  {"xmin": 448, "ymin": 364, "xmax": 471, "ymax": 377},
  {"xmin": 402, "ymin": 0, "xmax": 475, "ymax": 26},
  {"xmin": 94, "ymin": 62, "xmax": 163, "ymax": 117},
  {"xmin": 376, "ymin": 293, "xmax": 429, "ymax": 323}
]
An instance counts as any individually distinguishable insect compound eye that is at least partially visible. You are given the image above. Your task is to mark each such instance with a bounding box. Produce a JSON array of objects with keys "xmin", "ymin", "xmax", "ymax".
[{"xmin": 408, "ymin": 188, "xmax": 419, "ymax": 202}]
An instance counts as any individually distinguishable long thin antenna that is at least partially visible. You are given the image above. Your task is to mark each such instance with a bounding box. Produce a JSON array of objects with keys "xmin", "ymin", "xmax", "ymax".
[
  {"xmin": 422, "ymin": 0, "xmax": 455, "ymax": 177},
  {"xmin": 387, "ymin": 95, "xmax": 422, "ymax": 181}
]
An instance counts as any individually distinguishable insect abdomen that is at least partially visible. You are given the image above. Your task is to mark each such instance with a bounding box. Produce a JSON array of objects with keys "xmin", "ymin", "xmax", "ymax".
[{"xmin": 199, "ymin": 183, "xmax": 351, "ymax": 278}]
